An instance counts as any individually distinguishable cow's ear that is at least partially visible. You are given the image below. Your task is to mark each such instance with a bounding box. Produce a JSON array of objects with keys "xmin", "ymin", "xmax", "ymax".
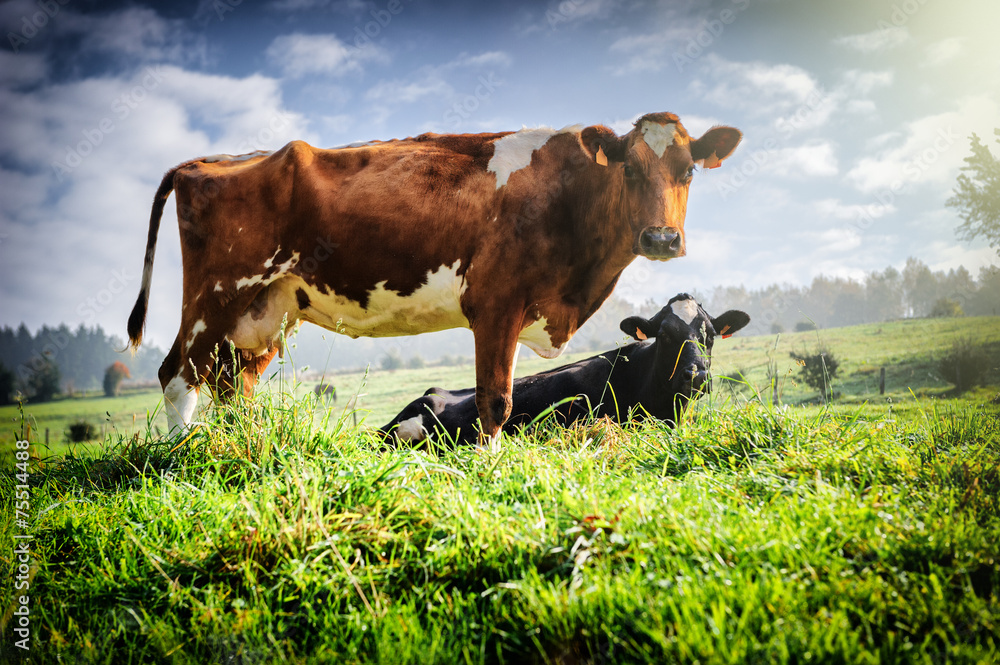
[
  {"xmin": 581, "ymin": 125, "xmax": 627, "ymax": 165},
  {"xmin": 621, "ymin": 316, "xmax": 657, "ymax": 341},
  {"xmin": 690, "ymin": 126, "xmax": 742, "ymax": 169},
  {"xmin": 711, "ymin": 310, "xmax": 750, "ymax": 338}
]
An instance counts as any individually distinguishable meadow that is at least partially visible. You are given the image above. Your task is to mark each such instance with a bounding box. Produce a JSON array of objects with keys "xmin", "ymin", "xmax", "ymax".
[{"xmin": 1, "ymin": 317, "xmax": 998, "ymax": 663}]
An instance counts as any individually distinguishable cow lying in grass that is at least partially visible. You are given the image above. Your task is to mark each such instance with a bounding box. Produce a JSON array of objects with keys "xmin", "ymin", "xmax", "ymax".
[{"xmin": 380, "ymin": 294, "xmax": 750, "ymax": 445}]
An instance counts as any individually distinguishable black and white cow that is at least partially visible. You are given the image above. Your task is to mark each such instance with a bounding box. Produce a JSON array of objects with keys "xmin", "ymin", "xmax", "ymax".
[{"xmin": 380, "ymin": 294, "xmax": 750, "ymax": 445}]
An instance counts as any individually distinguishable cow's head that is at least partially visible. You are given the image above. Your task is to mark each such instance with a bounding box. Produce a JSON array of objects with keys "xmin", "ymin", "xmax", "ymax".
[
  {"xmin": 620, "ymin": 293, "xmax": 749, "ymax": 416},
  {"xmin": 581, "ymin": 113, "xmax": 741, "ymax": 260}
]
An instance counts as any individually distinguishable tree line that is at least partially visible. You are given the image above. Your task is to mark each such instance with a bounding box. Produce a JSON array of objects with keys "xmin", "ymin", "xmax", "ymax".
[
  {"xmin": 697, "ymin": 258, "xmax": 1000, "ymax": 338},
  {"xmin": 0, "ymin": 323, "xmax": 165, "ymax": 403},
  {"xmin": 0, "ymin": 258, "xmax": 997, "ymax": 403}
]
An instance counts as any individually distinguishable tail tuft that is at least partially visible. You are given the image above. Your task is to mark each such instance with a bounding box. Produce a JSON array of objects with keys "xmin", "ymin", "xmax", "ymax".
[{"xmin": 127, "ymin": 287, "xmax": 148, "ymax": 353}]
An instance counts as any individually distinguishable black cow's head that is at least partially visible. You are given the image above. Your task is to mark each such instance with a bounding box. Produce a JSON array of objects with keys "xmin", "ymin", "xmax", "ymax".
[
  {"xmin": 580, "ymin": 113, "xmax": 742, "ymax": 261},
  {"xmin": 620, "ymin": 293, "xmax": 750, "ymax": 413}
]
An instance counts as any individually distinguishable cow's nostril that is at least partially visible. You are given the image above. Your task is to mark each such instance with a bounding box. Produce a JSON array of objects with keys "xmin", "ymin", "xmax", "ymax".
[{"xmin": 689, "ymin": 367, "xmax": 708, "ymax": 392}]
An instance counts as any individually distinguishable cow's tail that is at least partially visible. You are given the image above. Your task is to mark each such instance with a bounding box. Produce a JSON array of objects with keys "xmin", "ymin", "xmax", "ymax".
[{"xmin": 127, "ymin": 167, "xmax": 179, "ymax": 353}]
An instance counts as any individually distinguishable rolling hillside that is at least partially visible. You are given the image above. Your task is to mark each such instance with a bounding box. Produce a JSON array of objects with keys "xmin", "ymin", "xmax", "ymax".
[{"xmin": 2, "ymin": 316, "xmax": 998, "ymax": 451}]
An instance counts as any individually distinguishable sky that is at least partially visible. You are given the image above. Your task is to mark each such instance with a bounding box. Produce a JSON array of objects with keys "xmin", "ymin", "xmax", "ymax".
[{"xmin": 1, "ymin": 0, "xmax": 999, "ymax": 354}]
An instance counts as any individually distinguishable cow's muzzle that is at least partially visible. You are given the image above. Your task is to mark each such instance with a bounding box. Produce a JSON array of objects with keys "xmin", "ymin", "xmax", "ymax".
[{"xmin": 636, "ymin": 226, "xmax": 685, "ymax": 259}]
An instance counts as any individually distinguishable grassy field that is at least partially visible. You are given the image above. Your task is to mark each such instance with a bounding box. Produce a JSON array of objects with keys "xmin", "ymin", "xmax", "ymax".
[
  {"xmin": 1, "ymin": 317, "xmax": 998, "ymax": 663},
  {"xmin": 3, "ymin": 315, "xmax": 999, "ymax": 452}
]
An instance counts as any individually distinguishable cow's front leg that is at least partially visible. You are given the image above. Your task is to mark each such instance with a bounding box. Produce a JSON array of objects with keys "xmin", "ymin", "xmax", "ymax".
[{"xmin": 472, "ymin": 321, "xmax": 521, "ymax": 450}]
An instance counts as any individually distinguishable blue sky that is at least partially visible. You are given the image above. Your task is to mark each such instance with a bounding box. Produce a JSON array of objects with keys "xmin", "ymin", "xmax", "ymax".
[{"xmin": 1, "ymin": 0, "xmax": 999, "ymax": 351}]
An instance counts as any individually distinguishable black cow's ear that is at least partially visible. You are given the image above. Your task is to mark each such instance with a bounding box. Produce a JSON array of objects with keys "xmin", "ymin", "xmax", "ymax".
[
  {"xmin": 581, "ymin": 125, "xmax": 627, "ymax": 165},
  {"xmin": 711, "ymin": 310, "xmax": 750, "ymax": 338},
  {"xmin": 690, "ymin": 126, "xmax": 742, "ymax": 169},
  {"xmin": 621, "ymin": 316, "xmax": 657, "ymax": 341}
]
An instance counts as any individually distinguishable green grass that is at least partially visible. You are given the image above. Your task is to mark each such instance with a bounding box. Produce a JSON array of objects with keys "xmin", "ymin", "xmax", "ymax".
[
  {"xmin": 4, "ymin": 316, "xmax": 997, "ymax": 453},
  {"xmin": 1, "ymin": 388, "xmax": 998, "ymax": 663},
  {"xmin": 1, "ymin": 316, "xmax": 997, "ymax": 662}
]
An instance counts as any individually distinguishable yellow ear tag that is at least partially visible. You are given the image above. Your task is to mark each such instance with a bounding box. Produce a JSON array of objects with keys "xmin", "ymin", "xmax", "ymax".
[
  {"xmin": 596, "ymin": 145, "xmax": 608, "ymax": 167},
  {"xmin": 635, "ymin": 327, "xmax": 647, "ymax": 340}
]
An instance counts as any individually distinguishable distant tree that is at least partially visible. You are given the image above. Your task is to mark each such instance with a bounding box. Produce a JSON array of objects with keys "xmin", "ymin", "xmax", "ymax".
[
  {"xmin": 0, "ymin": 361, "xmax": 14, "ymax": 405},
  {"xmin": 407, "ymin": 355, "xmax": 426, "ymax": 370},
  {"xmin": 790, "ymin": 349, "xmax": 840, "ymax": 402},
  {"xmin": 23, "ymin": 357, "xmax": 60, "ymax": 402},
  {"xmin": 902, "ymin": 257, "xmax": 939, "ymax": 317},
  {"xmin": 794, "ymin": 320, "xmax": 818, "ymax": 332},
  {"xmin": 929, "ymin": 298, "xmax": 964, "ymax": 318},
  {"xmin": 864, "ymin": 266, "xmax": 903, "ymax": 321},
  {"xmin": 438, "ymin": 354, "xmax": 457, "ymax": 367},
  {"xmin": 770, "ymin": 323, "xmax": 785, "ymax": 334},
  {"xmin": 381, "ymin": 349, "xmax": 404, "ymax": 371},
  {"xmin": 947, "ymin": 130, "xmax": 1000, "ymax": 255},
  {"xmin": 103, "ymin": 361, "xmax": 131, "ymax": 397}
]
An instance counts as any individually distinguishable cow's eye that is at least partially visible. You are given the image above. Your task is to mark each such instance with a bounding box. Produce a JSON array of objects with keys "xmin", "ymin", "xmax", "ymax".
[
  {"xmin": 623, "ymin": 163, "xmax": 636, "ymax": 180},
  {"xmin": 685, "ymin": 165, "xmax": 697, "ymax": 182}
]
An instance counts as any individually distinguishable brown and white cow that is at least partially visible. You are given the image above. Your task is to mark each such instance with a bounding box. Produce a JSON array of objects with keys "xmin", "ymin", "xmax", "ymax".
[{"xmin": 127, "ymin": 112, "xmax": 741, "ymax": 441}]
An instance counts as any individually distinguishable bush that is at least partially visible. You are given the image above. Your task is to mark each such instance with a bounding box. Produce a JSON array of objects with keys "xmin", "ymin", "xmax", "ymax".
[
  {"xmin": 790, "ymin": 348, "xmax": 840, "ymax": 401},
  {"xmin": 937, "ymin": 338, "xmax": 988, "ymax": 391},
  {"xmin": 794, "ymin": 320, "xmax": 818, "ymax": 332},
  {"xmin": 66, "ymin": 420, "xmax": 98, "ymax": 442},
  {"xmin": 103, "ymin": 361, "xmax": 131, "ymax": 397},
  {"xmin": 407, "ymin": 355, "xmax": 426, "ymax": 370},
  {"xmin": 929, "ymin": 297, "xmax": 964, "ymax": 318}
]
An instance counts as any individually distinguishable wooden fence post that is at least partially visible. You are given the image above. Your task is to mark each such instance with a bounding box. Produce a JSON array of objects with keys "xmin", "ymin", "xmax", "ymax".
[{"xmin": 879, "ymin": 367, "xmax": 886, "ymax": 395}]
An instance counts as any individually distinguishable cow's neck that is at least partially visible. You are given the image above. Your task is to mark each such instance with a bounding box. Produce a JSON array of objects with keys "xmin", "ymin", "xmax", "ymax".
[{"xmin": 562, "ymin": 163, "xmax": 640, "ymax": 316}]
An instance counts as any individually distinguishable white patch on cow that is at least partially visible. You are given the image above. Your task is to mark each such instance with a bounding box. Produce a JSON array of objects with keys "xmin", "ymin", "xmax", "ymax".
[
  {"xmin": 214, "ymin": 281, "xmax": 223, "ymax": 292},
  {"xmin": 202, "ymin": 150, "xmax": 273, "ymax": 164},
  {"xmin": 519, "ymin": 317, "xmax": 568, "ymax": 359},
  {"xmin": 640, "ymin": 121, "xmax": 679, "ymax": 158},
  {"xmin": 488, "ymin": 125, "xmax": 581, "ymax": 190},
  {"xmin": 236, "ymin": 274, "xmax": 265, "ymax": 290},
  {"xmin": 396, "ymin": 416, "xmax": 427, "ymax": 442},
  {"xmin": 163, "ymin": 375, "xmax": 199, "ymax": 433},
  {"xmin": 235, "ymin": 250, "xmax": 300, "ymax": 290},
  {"xmin": 185, "ymin": 319, "xmax": 207, "ymax": 351},
  {"xmin": 670, "ymin": 298, "xmax": 699, "ymax": 325},
  {"xmin": 263, "ymin": 247, "xmax": 282, "ymax": 269},
  {"xmin": 229, "ymin": 261, "xmax": 470, "ymax": 354}
]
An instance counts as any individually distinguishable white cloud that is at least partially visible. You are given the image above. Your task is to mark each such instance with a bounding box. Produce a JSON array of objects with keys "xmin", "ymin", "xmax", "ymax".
[
  {"xmin": 764, "ymin": 142, "xmax": 838, "ymax": 178},
  {"xmin": 607, "ymin": 24, "xmax": 693, "ymax": 75},
  {"xmin": 59, "ymin": 6, "xmax": 207, "ymax": 66},
  {"xmin": 841, "ymin": 69, "xmax": 893, "ymax": 96},
  {"xmin": 362, "ymin": 51, "xmax": 511, "ymax": 130},
  {"xmin": 833, "ymin": 27, "xmax": 910, "ymax": 53},
  {"xmin": 365, "ymin": 76, "xmax": 452, "ymax": 104},
  {"xmin": 266, "ymin": 33, "xmax": 388, "ymax": 78},
  {"xmin": 690, "ymin": 56, "xmax": 822, "ymax": 116},
  {"xmin": 846, "ymin": 95, "xmax": 999, "ymax": 194},
  {"xmin": 814, "ymin": 198, "xmax": 896, "ymax": 221},
  {"xmin": 0, "ymin": 65, "xmax": 313, "ymax": 348},
  {"xmin": 923, "ymin": 37, "xmax": 964, "ymax": 67}
]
